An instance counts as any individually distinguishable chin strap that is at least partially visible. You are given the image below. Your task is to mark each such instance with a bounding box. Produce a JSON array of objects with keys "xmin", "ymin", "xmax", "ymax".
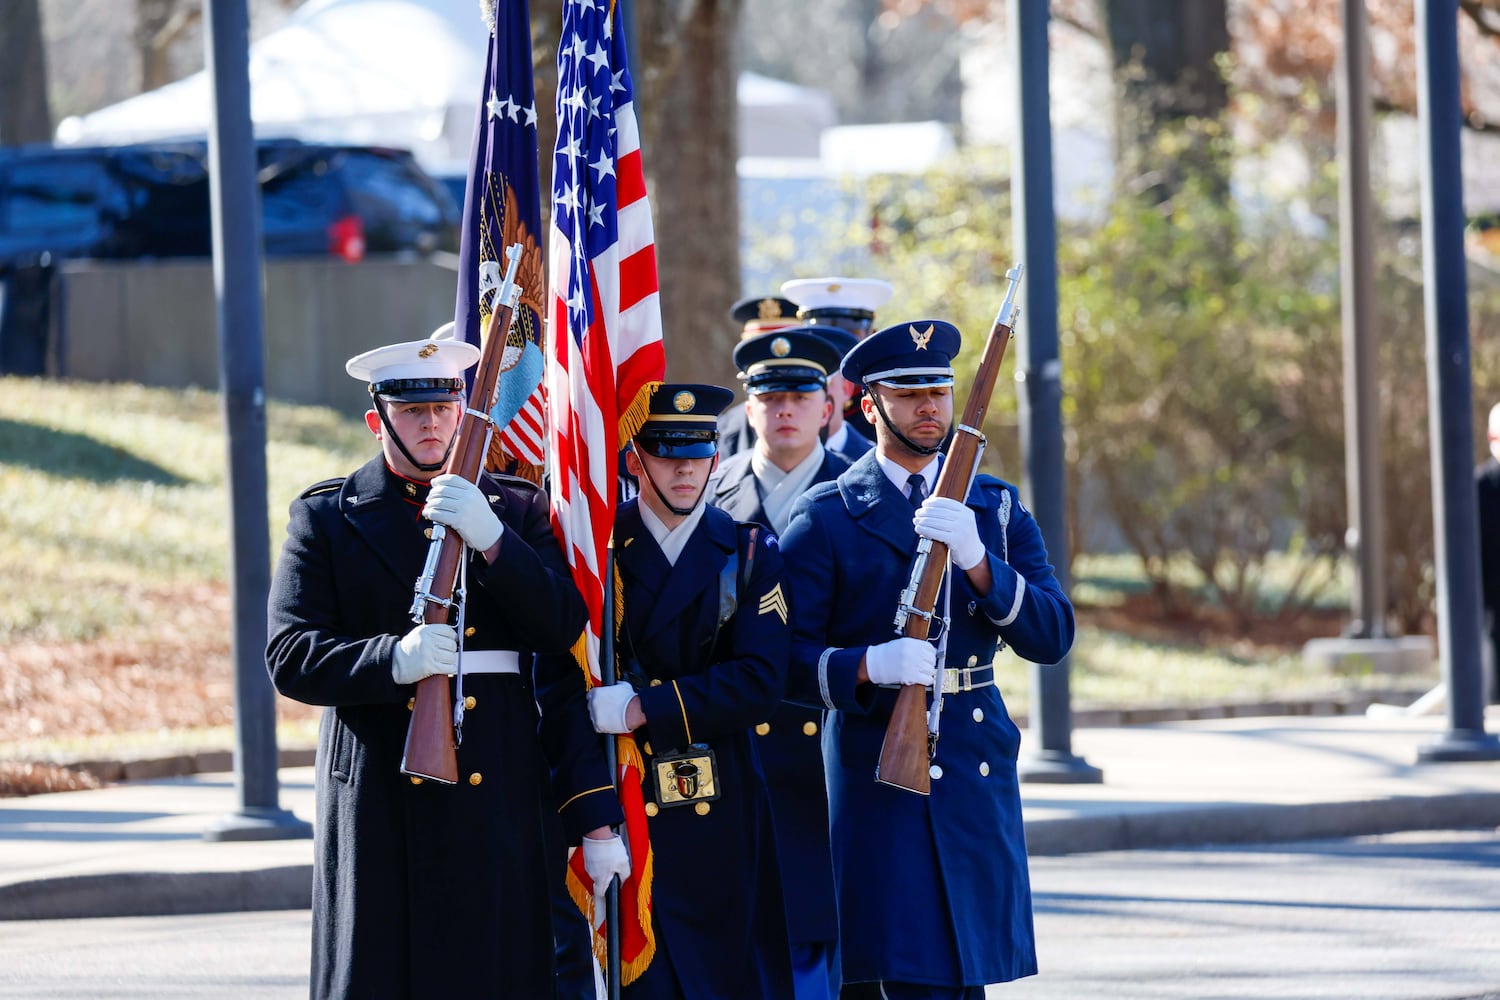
[
  {"xmin": 866, "ymin": 387, "xmax": 942, "ymax": 458},
  {"xmin": 635, "ymin": 451, "xmax": 711, "ymax": 517},
  {"xmin": 373, "ymin": 396, "xmax": 458, "ymax": 474}
]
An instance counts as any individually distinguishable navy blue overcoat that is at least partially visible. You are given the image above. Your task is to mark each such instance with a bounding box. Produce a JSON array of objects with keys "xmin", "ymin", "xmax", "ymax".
[
  {"xmin": 779, "ymin": 452, "xmax": 1074, "ymax": 988},
  {"xmin": 707, "ymin": 446, "xmax": 848, "ymax": 951},
  {"xmin": 266, "ymin": 456, "xmax": 615, "ymax": 1000}
]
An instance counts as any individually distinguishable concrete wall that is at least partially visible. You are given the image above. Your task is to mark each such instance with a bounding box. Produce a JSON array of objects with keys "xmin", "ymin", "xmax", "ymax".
[{"xmin": 53, "ymin": 256, "xmax": 459, "ymax": 417}]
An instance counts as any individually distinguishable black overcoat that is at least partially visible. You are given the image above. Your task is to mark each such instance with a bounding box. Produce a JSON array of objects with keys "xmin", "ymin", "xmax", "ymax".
[{"xmin": 267, "ymin": 456, "xmax": 616, "ymax": 1000}]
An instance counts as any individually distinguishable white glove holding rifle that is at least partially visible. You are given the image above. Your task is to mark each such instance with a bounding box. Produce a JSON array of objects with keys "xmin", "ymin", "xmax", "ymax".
[
  {"xmin": 913, "ymin": 496, "xmax": 986, "ymax": 571},
  {"xmin": 391, "ymin": 623, "xmax": 458, "ymax": 685},
  {"xmin": 864, "ymin": 636, "xmax": 937, "ymax": 687},
  {"xmin": 424, "ymin": 474, "xmax": 504, "ymax": 553}
]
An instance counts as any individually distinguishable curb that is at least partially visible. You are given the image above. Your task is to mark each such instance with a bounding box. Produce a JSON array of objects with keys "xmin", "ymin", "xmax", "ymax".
[{"xmin": 0, "ymin": 866, "xmax": 313, "ymax": 921}]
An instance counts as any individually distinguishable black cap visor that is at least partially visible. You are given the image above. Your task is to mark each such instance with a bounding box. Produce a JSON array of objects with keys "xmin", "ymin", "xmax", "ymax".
[
  {"xmin": 370, "ymin": 377, "xmax": 466, "ymax": 403},
  {"xmin": 635, "ymin": 430, "xmax": 719, "ymax": 460},
  {"xmin": 745, "ymin": 367, "xmax": 828, "ymax": 395}
]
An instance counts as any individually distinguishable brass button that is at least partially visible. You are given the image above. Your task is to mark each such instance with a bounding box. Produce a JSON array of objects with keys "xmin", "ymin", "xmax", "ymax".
[
  {"xmin": 469, "ymin": 772, "xmax": 483, "ymax": 786},
  {"xmin": 410, "ymin": 776, "xmax": 424, "ymax": 785},
  {"xmin": 644, "ymin": 802, "xmax": 659, "ymax": 817},
  {"xmin": 802, "ymin": 721, "xmax": 818, "ymax": 736},
  {"xmin": 405, "ymin": 483, "xmax": 417, "ymax": 496},
  {"xmin": 649, "ymin": 678, "xmax": 662, "ymax": 687},
  {"xmin": 423, "ymin": 527, "xmax": 433, "ymax": 539},
  {"xmin": 967, "ymin": 655, "xmax": 979, "ymax": 668},
  {"xmin": 972, "ymin": 707, "xmax": 984, "ymax": 723},
  {"xmin": 979, "ymin": 761, "xmax": 991, "ymax": 777},
  {"xmin": 693, "ymin": 801, "xmax": 711, "ymax": 816},
  {"xmin": 464, "ymin": 626, "xmax": 476, "ymax": 638},
  {"xmin": 642, "ymin": 741, "xmax": 653, "ymax": 756},
  {"xmin": 406, "ymin": 697, "xmax": 415, "ymax": 711},
  {"xmin": 463, "ymin": 695, "xmax": 477, "ymax": 710},
  {"xmin": 754, "ymin": 723, "xmax": 771, "ymax": 736}
]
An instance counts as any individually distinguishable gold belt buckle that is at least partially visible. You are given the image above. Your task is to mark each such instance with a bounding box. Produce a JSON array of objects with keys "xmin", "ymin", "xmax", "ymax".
[
  {"xmin": 942, "ymin": 668, "xmax": 963, "ymax": 695},
  {"xmin": 651, "ymin": 745, "xmax": 721, "ymax": 809}
]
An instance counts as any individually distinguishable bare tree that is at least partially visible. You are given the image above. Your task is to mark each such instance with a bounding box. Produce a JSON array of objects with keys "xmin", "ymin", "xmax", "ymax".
[{"xmin": 0, "ymin": 0, "xmax": 53, "ymax": 146}]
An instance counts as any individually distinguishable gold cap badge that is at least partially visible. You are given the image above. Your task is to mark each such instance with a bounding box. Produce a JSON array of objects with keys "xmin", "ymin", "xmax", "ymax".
[
  {"xmin": 417, "ymin": 344, "xmax": 439, "ymax": 359},
  {"xmin": 673, "ymin": 391, "xmax": 696, "ymax": 413},
  {"xmin": 770, "ymin": 337, "xmax": 791, "ymax": 358}
]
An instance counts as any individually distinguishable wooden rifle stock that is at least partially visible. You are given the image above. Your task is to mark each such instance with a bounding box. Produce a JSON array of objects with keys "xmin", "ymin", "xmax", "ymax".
[
  {"xmin": 875, "ymin": 264, "xmax": 1024, "ymax": 795},
  {"xmin": 401, "ymin": 244, "xmax": 524, "ymax": 783}
]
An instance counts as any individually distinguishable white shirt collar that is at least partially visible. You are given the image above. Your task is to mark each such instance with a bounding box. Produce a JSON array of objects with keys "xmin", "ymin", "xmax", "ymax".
[
  {"xmin": 636, "ymin": 496, "xmax": 707, "ymax": 566},
  {"xmin": 874, "ymin": 450, "xmax": 940, "ymax": 500},
  {"xmin": 751, "ymin": 443, "xmax": 825, "ymax": 533}
]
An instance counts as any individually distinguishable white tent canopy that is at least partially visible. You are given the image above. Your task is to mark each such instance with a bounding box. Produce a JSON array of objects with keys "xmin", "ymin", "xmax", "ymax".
[
  {"xmin": 57, "ymin": 0, "xmax": 842, "ymax": 170},
  {"xmin": 56, "ymin": 0, "xmax": 492, "ymax": 167}
]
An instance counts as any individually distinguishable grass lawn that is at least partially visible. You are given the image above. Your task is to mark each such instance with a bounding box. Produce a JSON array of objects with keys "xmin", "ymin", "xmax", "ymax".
[{"xmin": 0, "ymin": 377, "xmax": 1439, "ymax": 765}]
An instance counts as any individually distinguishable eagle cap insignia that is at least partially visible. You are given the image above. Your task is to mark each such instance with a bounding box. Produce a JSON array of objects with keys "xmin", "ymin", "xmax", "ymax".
[
  {"xmin": 418, "ymin": 344, "xmax": 439, "ymax": 359},
  {"xmin": 910, "ymin": 324, "xmax": 934, "ymax": 350},
  {"xmin": 757, "ymin": 298, "xmax": 782, "ymax": 321},
  {"xmin": 673, "ymin": 391, "xmax": 696, "ymax": 413},
  {"xmin": 827, "ymin": 282, "xmax": 842, "ymax": 293},
  {"xmin": 770, "ymin": 337, "xmax": 791, "ymax": 358}
]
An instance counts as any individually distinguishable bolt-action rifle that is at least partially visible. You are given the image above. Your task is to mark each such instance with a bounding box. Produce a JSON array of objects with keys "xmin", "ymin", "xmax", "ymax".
[
  {"xmin": 401, "ymin": 243, "xmax": 524, "ymax": 784},
  {"xmin": 876, "ymin": 264, "xmax": 1024, "ymax": 795}
]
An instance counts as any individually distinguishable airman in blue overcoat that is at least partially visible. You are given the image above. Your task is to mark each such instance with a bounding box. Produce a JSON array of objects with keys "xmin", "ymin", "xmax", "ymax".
[
  {"xmin": 569, "ymin": 383, "xmax": 795, "ymax": 1000},
  {"xmin": 780, "ymin": 320, "xmax": 1075, "ymax": 998},
  {"xmin": 267, "ymin": 334, "xmax": 627, "ymax": 999}
]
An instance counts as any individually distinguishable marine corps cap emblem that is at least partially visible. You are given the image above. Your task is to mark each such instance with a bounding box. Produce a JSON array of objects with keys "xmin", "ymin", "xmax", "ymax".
[
  {"xmin": 757, "ymin": 298, "xmax": 782, "ymax": 321},
  {"xmin": 770, "ymin": 337, "xmax": 791, "ymax": 358},
  {"xmin": 910, "ymin": 324, "xmax": 934, "ymax": 350},
  {"xmin": 418, "ymin": 344, "xmax": 439, "ymax": 359},
  {"xmin": 673, "ymin": 390, "xmax": 696, "ymax": 413}
]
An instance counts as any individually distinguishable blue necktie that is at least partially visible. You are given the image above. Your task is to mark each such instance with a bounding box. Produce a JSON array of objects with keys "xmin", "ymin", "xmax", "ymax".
[{"xmin": 906, "ymin": 472, "xmax": 928, "ymax": 509}]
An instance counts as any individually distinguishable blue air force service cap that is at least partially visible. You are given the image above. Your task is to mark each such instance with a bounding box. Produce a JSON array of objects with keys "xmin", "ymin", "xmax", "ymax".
[
  {"xmin": 781, "ymin": 276, "xmax": 894, "ymax": 326},
  {"xmin": 633, "ymin": 383, "xmax": 736, "ymax": 459},
  {"xmin": 345, "ymin": 336, "xmax": 481, "ymax": 403},
  {"xmin": 841, "ymin": 319, "xmax": 961, "ymax": 389},
  {"xmin": 733, "ymin": 327, "xmax": 844, "ymax": 395},
  {"xmin": 729, "ymin": 295, "xmax": 800, "ymax": 338}
]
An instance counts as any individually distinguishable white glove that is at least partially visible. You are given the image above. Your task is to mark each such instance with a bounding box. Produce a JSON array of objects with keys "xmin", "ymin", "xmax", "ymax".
[
  {"xmin": 391, "ymin": 623, "xmax": 458, "ymax": 685},
  {"xmin": 864, "ymin": 636, "xmax": 937, "ymax": 687},
  {"xmin": 913, "ymin": 496, "xmax": 986, "ymax": 571},
  {"xmin": 423, "ymin": 474, "xmax": 504, "ymax": 552},
  {"xmin": 587, "ymin": 682, "xmax": 638, "ymax": 734},
  {"xmin": 581, "ymin": 832, "xmax": 631, "ymax": 899}
]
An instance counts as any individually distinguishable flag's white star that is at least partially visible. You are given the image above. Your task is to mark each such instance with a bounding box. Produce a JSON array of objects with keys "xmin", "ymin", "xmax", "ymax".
[
  {"xmin": 609, "ymin": 70, "xmax": 625, "ymax": 95},
  {"xmin": 556, "ymin": 134, "xmax": 582, "ymax": 163},
  {"xmin": 585, "ymin": 43, "xmax": 610, "ymax": 75},
  {"xmin": 486, "ymin": 88, "xmax": 505, "ymax": 119},
  {"xmin": 587, "ymin": 94, "xmax": 602, "ymax": 120},
  {"xmin": 589, "ymin": 151, "xmax": 615, "ymax": 182},
  {"xmin": 588, "ymin": 201, "xmax": 606, "ymax": 228},
  {"xmin": 557, "ymin": 182, "xmax": 581, "ymax": 215},
  {"xmin": 523, "ymin": 102, "xmax": 538, "ymax": 127}
]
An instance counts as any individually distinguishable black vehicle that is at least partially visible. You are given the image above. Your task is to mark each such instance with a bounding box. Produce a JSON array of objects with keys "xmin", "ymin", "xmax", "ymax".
[{"xmin": 0, "ymin": 139, "xmax": 460, "ymax": 373}]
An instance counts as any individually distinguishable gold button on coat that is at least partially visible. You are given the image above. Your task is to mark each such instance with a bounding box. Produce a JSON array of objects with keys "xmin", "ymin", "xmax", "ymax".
[
  {"xmin": 802, "ymin": 721, "xmax": 818, "ymax": 736},
  {"xmin": 464, "ymin": 626, "xmax": 476, "ymax": 637},
  {"xmin": 410, "ymin": 776, "xmax": 424, "ymax": 785},
  {"xmin": 469, "ymin": 772, "xmax": 483, "ymax": 786},
  {"xmin": 423, "ymin": 527, "xmax": 433, "ymax": 539},
  {"xmin": 406, "ymin": 697, "xmax": 415, "ymax": 711},
  {"xmin": 463, "ymin": 696, "xmax": 477, "ymax": 710},
  {"xmin": 649, "ymin": 678, "xmax": 662, "ymax": 687},
  {"xmin": 694, "ymin": 801, "xmax": 711, "ymax": 816},
  {"xmin": 642, "ymin": 742, "xmax": 653, "ymax": 756},
  {"xmin": 754, "ymin": 723, "xmax": 771, "ymax": 736},
  {"xmin": 644, "ymin": 802, "xmax": 660, "ymax": 817}
]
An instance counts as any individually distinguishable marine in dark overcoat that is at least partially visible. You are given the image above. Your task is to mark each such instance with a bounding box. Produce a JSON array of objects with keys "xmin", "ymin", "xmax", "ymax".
[
  {"xmin": 267, "ymin": 455, "xmax": 617, "ymax": 1000},
  {"xmin": 781, "ymin": 453, "xmax": 1074, "ymax": 989}
]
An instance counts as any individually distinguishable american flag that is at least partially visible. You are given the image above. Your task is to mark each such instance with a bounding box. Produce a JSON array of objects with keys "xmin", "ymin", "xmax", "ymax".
[
  {"xmin": 548, "ymin": 0, "xmax": 664, "ymax": 982},
  {"xmin": 453, "ymin": 0, "xmax": 547, "ymax": 475}
]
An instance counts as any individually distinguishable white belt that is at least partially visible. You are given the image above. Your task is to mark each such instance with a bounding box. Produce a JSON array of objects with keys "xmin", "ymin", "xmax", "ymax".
[{"xmin": 460, "ymin": 650, "xmax": 521, "ymax": 675}]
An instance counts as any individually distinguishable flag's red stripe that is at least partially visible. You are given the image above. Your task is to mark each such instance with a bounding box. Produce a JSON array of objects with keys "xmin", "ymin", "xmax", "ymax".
[{"xmin": 617, "ymin": 148, "xmax": 645, "ymax": 207}]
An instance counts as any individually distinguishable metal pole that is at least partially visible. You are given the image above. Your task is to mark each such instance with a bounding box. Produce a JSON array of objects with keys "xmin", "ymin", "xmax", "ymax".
[
  {"xmin": 1337, "ymin": 0, "xmax": 1388, "ymax": 639},
  {"xmin": 1413, "ymin": 0, "xmax": 1500, "ymax": 762},
  {"xmin": 1010, "ymin": 0, "xmax": 1101, "ymax": 784},
  {"xmin": 202, "ymin": 0, "xmax": 312, "ymax": 839}
]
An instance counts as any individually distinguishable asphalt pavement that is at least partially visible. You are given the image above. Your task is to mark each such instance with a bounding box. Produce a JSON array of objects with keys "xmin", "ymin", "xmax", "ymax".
[{"xmin": 2, "ymin": 708, "xmax": 1498, "ymax": 921}]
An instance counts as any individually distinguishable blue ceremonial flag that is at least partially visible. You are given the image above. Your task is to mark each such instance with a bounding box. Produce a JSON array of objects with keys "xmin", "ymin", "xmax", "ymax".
[{"xmin": 454, "ymin": 0, "xmax": 547, "ymax": 474}]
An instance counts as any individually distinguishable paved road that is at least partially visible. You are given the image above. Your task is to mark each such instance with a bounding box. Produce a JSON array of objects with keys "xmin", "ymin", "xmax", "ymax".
[{"xmin": 1, "ymin": 830, "xmax": 1496, "ymax": 999}]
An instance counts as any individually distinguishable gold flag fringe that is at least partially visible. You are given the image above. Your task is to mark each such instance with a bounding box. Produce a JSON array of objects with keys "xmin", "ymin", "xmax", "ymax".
[{"xmin": 618, "ymin": 381, "xmax": 660, "ymax": 450}]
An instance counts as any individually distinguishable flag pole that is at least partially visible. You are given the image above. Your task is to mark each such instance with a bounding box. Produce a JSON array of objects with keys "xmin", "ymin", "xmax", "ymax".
[{"xmin": 601, "ymin": 534, "xmax": 622, "ymax": 999}]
